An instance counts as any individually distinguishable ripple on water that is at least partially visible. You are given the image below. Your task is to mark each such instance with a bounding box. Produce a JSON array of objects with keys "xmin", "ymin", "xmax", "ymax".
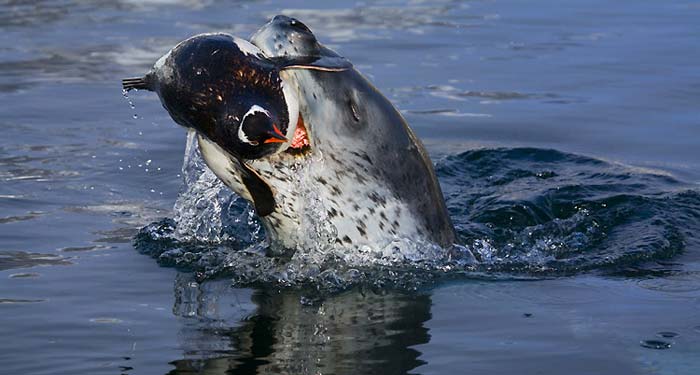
[
  {"xmin": 640, "ymin": 340, "xmax": 672, "ymax": 350},
  {"xmin": 636, "ymin": 272, "xmax": 700, "ymax": 293},
  {"xmin": 657, "ymin": 331, "xmax": 679, "ymax": 339},
  {"xmin": 0, "ymin": 298, "xmax": 44, "ymax": 304},
  {"xmin": 8, "ymin": 272, "xmax": 40, "ymax": 279},
  {"xmin": 0, "ymin": 251, "xmax": 71, "ymax": 271},
  {"xmin": 89, "ymin": 318, "xmax": 123, "ymax": 324}
]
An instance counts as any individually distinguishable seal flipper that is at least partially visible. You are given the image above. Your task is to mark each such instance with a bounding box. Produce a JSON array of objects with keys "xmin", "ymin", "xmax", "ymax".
[
  {"xmin": 232, "ymin": 158, "xmax": 276, "ymax": 217},
  {"xmin": 270, "ymin": 55, "xmax": 352, "ymax": 72}
]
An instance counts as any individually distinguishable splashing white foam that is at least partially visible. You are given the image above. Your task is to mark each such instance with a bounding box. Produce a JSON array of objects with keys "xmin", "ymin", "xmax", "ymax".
[{"xmin": 172, "ymin": 130, "xmax": 261, "ymax": 244}]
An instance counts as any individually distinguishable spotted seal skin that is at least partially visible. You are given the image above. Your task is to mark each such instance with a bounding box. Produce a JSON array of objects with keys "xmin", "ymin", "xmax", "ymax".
[{"xmin": 237, "ymin": 16, "xmax": 456, "ymax": 251}]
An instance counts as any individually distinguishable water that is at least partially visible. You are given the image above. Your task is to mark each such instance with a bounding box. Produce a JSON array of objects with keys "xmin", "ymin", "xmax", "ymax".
[{"xmin": 1, "ymin": 1, "xmax": 699, "ymax": 374}]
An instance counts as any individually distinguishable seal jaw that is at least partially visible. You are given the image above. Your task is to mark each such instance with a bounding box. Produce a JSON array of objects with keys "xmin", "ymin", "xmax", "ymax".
[{"xmin": 284, "ymin": 113, "xmax": 311, "ymax": 156}]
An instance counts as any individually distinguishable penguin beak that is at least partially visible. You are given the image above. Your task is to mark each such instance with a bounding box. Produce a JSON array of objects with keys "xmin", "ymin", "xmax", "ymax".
[{"xmin": 263, "ymin": 124, "xmax": 288, "ymax": 144}]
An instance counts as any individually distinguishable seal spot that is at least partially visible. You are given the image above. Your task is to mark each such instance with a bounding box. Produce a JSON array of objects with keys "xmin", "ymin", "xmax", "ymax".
[
  {"xmin": 328, "ymin": 207, "xmax": 338, "ymax": 218},
  {"xmin": 369, "ymin": 192, "xmax": 387, "ymax": 207},
  {"xmin": 360, "ymin": 153, "xmax": 373, "ymax": 165}
]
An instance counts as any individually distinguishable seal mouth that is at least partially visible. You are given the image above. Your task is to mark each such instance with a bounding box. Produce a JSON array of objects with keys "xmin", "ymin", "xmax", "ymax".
[{"xmin": 285, "ymin": 114, "xmax": 311, "ymax": 156}]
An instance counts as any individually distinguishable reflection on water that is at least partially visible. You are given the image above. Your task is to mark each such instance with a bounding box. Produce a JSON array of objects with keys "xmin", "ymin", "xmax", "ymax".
[
  {"xmin": 0, "ymin": 250, "xmax": 71, "ymax": 271},
  {"xmin": 169, "ymin": 274, "xmax": 430, "ymax": 375}
]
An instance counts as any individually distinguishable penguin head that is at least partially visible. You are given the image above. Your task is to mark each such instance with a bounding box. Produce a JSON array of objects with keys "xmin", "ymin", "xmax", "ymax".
[
  {"xmin": 123, "ymin": 33, "xmax": 298, "ymax": 160},
  {"xmin": 232, "ymin": 104, "xmax": 288, "ymax": 158}
]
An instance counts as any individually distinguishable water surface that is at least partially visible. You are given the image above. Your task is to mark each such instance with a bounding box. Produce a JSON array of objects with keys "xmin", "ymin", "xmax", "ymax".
[{"xmin": 1, "ymin": 1, "xmax": 700, "ymax": 374}]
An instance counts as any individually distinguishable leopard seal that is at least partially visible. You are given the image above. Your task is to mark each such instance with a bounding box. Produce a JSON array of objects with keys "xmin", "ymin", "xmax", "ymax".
[{"xmin": 123, "ymin": 16, "xmax": 456, "ymax": 254}]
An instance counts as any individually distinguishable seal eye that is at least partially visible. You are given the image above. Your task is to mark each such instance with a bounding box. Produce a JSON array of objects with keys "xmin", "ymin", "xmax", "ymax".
[{"xmin": 289, "ymin": 18, "xmax": 311, "ymax": 33}]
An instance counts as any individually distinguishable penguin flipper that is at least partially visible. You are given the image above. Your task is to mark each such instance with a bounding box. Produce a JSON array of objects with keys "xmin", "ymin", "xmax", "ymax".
[
  {"xmin": 232, "ymin": 158, "xmax": 276, "ymax": 217},
  {"xmin": 196, "ymin": 133, "xmax": 276, "ymax": 217}
]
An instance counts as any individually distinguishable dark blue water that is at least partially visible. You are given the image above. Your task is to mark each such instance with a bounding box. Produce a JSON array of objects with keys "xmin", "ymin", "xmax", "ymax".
[{"xmin": 2, "ymin": 1, "xmax": 700, "ymax": 374}]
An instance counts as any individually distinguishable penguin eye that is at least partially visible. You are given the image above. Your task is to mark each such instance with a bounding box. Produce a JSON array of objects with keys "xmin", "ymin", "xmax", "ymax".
[
  {"xmin": 289, "ymin": 19, "xmax": 311, "ymax": 33},
  {"xmin": 238, "ymin": 105, "xmax": 272, "ymax": 146}
]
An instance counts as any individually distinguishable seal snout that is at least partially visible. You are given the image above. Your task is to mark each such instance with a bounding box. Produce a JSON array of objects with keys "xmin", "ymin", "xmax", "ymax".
[{"xmin": 122, "ymin": 73, "xmax": 155, "ymax": 92}]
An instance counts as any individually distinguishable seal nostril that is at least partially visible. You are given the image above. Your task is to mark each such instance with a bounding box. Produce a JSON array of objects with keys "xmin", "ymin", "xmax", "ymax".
[{"xmin": 348, "ymin": 98, "xmax": 360, "ymax": 122}]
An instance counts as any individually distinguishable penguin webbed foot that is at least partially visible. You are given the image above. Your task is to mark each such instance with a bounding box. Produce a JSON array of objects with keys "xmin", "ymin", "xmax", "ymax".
[{"xmin": 122, "ymin": 76, "xmax": 153, "ymax": 92}]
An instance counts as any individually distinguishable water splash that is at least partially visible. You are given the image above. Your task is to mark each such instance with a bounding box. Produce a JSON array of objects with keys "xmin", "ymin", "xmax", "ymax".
[
  {"xmin": 135, "ymin": 146, "xmax": 700, "ymax": 290},
  {"xmin": 171, "ymin": 130, "xmax": 261, "ymax": 245}
]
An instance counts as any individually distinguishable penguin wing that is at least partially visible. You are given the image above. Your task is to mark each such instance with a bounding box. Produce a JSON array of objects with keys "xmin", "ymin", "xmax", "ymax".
[{"xmin": 233, "ymin": 158, "xmax": 276, "ymax": 217}]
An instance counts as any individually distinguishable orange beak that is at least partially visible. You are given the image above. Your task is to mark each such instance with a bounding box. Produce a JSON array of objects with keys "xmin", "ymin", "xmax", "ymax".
[{"xmin": 263, "ymin": 123, "xmax": 288, "ymax": 144}]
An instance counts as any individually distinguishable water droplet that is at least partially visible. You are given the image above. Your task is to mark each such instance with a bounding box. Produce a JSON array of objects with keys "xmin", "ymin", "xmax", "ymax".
[
  {"xmin": 640, "ymin": 340, "xmax": 671, "ymax": 350},
  {"xmin": 132, "ymin": 114, "xmax": 139, "ymax": 119},
  {"xmin": 300, "ymin": 296, "xmax": 321, "ymax": 306}
]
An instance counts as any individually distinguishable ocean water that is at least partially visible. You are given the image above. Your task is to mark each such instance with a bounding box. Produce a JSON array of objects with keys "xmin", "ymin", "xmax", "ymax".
[{"xmin": 1, "ymin": 1, "xmax": 700, "ymax": 374}]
